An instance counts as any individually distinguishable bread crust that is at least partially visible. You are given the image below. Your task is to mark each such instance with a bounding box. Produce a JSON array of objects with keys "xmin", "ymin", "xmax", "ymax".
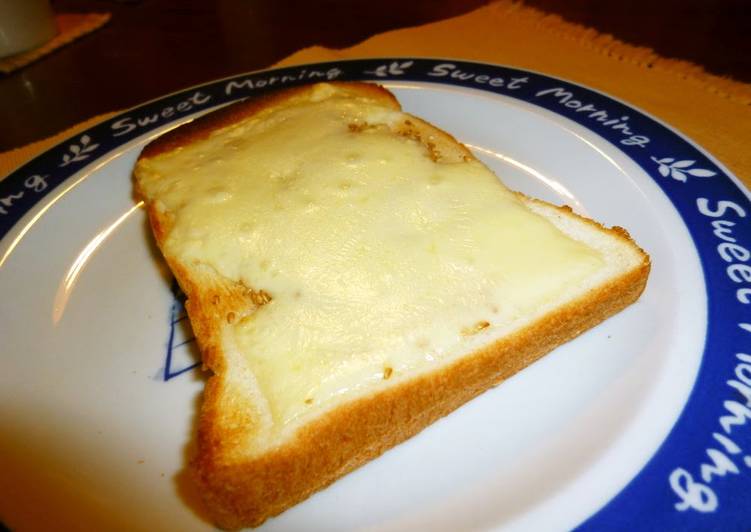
[
  {"xmin": 140, "ymin": 82, "xmax": 399, "ymax": 159},
  {"xmin": 134, "ymin": 82, "xmax": 650, "ymax": 529}
]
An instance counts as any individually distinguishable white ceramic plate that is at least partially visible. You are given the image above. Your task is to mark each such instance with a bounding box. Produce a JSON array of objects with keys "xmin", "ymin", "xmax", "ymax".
[{"xmin": 1, "ymin": 59, "xmax": 749, "ymax": 531}]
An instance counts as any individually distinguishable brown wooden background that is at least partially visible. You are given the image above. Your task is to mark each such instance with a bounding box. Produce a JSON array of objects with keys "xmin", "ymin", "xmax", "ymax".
[{"xmin": 0, "ymin": 0, "xmax": 749, "ymax": 152}]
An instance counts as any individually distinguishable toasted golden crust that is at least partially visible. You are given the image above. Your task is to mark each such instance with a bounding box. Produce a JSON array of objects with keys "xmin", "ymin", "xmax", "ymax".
[
  {"xmin": 134, "ymin": 82, "xmax": 650, "ymax": 529},
  {"xmin": 140, "ymin": 82, "xmax": 399, "ymax": 159}
]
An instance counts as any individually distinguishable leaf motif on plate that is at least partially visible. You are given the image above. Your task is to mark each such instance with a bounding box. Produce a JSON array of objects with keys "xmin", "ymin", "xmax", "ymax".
[
  {"xmin": 650, "ymin": 155, "xmax": 716, "ymax": 182},
  {"xmin": 687, "ymin": 168, "xmax": 717, "ymax": 177},
  {"xmin": 59, "ymin": 135, "xmax": 101, "ymax": 167},
  {"xmin": 364, "ymin": 60, "xmax": 414, "ymax": 78}
]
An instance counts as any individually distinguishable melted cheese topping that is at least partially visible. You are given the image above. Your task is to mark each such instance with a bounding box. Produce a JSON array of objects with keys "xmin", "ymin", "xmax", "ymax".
[{"xmin": 138, "ymin": 86, "xmax": 605, "ymax": 429}]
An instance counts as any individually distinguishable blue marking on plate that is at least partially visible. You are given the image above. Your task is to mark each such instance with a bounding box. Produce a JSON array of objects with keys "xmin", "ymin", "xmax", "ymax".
[
  {"xmin": 163, "ymin": 280, "xmax": 199, "ymax": 381},
  {"xmin": 3, "ymin": 58, "xmax": 750, "ymax": 529}
]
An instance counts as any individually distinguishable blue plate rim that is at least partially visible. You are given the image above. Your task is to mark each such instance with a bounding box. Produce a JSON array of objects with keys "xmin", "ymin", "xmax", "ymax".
[{"xmin": 2, "ymin": 57, "xmax": 750, "ymax": 530}]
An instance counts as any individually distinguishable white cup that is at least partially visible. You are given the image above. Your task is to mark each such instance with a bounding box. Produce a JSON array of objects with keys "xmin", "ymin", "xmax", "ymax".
[{"xmin": 0, "ymin": 0, "xmax": 57, "ymax": 58}]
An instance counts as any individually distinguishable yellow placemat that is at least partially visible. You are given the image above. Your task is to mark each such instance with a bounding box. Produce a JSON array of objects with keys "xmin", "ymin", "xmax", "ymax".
[
  {"xmin": 2, "ymin": 0, "xmax": 749, "ymax": 187},
  {"xmin": 0, "ymin": 13, "xmax": 111, "ymax": 74}
]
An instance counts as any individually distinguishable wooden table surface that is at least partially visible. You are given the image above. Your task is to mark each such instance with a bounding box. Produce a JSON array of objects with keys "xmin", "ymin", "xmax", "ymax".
[{"xmin": 0, "ymin": 0, "xmax": 748, "ymax": 152}]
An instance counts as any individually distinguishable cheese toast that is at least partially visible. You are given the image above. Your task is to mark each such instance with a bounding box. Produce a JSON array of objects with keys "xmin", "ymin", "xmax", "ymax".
[{"xmin": 133, "ymin": 82, "xmax": 650, "ymax": 529}]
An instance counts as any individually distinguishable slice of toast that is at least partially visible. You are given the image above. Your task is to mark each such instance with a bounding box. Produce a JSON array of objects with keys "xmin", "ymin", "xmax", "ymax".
[{"xmin": 134, "ymin": 82, "xmax": 650, "ymax": 529}]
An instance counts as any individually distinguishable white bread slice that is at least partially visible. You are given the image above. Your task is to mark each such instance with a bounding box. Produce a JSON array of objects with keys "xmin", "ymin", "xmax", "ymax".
[{"xmin": 133, "ymin": 82, "xmax": 649, "ymax": 529}]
